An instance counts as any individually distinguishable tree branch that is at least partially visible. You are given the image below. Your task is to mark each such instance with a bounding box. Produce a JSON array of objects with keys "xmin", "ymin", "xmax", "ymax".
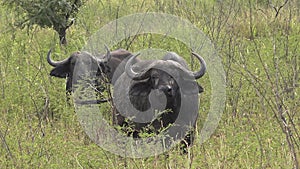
[{"xmin": 269, "ymin": 0, "xmax": 289, "ymax": 18}]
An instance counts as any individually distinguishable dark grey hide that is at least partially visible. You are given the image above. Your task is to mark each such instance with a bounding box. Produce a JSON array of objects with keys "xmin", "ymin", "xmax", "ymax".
[
  {"xmin": 47, "ymin": 49, "xmax": 133, "ymax": 101},
  {"xmin": 113, "ymin": 51, "xmax": 206, "ymax": 152}
]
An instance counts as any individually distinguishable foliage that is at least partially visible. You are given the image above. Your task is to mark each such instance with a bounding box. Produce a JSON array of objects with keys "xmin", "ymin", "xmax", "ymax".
[
  {"xmin": 2, "ymin": 0, "xmax": 85, "ymax": 44},
  {"xmin": 0, "ymin": 0, "xmax": 299, "ymax": 168}
]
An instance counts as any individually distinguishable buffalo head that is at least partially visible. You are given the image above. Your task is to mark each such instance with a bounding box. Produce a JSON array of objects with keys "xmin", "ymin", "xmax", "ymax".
[
  {"xmin": 125, "ymin": 52, "xmax": 206, "ymax": 111},
  {"xmin": 47, "ymin": 48, "xmax": 134, "ymax": 98},
  {"xmin": 113, "ymin": 51, "xmax": 206, "ymax": 150},
  {"xmin": 47, "ymin": 49, "xmax": 110, "ymax": 95}
]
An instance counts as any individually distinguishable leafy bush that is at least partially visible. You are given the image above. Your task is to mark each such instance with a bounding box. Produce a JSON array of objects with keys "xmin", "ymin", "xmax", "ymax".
[{"xmin": 2, "ymin": 0, "xmax": 85, "ymax": 45}]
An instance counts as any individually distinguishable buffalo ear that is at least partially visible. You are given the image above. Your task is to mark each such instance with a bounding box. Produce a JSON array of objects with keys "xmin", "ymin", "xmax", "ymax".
[
  {"xmin": 50, "ymin": 65, "xmax": 70, "ymax": 78},
  {"xmin": 197, "ymin": 83, "xmax": 204, "ymax": 93}
]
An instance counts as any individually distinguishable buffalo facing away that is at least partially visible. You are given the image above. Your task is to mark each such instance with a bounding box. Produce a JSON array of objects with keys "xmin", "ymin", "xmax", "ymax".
[{"xmin": 113, "ymin": 51, "xmax": 206, "ymax": 152}]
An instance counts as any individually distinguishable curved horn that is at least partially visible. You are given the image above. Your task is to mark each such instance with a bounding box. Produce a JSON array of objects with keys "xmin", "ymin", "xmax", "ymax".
[
  {"xmin": 125, "ymin": 53, "xmax": 150, "ymax": 80},
  {"xmin": 191, "ymin": 52, "xmax": 206, "ymax": 79},
  {"xmin": 104, "ymin": 45, "xmax": 111, "ymax": 62},
  {"xmin": 95, "ymin": 45, "xmax": 111, "ymax": 63},
  {"xmin": 47, "ymin": 49, "xmax": 70, "ymax": 67}
]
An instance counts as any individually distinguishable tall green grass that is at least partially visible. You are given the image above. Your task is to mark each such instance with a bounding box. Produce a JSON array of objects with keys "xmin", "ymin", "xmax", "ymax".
[{"xmin": 0, "ymin": 0, "xmax": 299, "ymax": 168}]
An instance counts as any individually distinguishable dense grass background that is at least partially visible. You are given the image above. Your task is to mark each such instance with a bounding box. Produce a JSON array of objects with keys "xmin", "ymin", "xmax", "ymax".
[{"xmin": 0, "ymin": 0, "xmax": 299, "ymax": 168}]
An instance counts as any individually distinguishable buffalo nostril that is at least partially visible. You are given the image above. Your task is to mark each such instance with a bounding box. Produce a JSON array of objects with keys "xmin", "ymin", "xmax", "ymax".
[
  {"xmin": 166, "ymin": 86, "xmax": 173, "ymax": 96},
  {"xmin": 158, "ymin": 85, "xmax": 173, "ymax": 96}
]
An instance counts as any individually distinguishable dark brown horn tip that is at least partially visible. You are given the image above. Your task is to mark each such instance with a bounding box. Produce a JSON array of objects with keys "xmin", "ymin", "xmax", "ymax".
[
  {"xmin": 46, "ymin": 48, "xmax": 70, "ymax": 67},
  {"xmin": 47, "ymin": 48, "xmax": 55, "ymax": 67},
  {"xmin": 47, "ymin": 48, "xmax": 53, "ymax": 55},
  {"xmin": 104, "ymin": 44, "xmax": 109, "ymax": 52},
  {"xmin": 104, "ymin": 44, "xmax": 111, "ymax": 62},
  {"xmin": 125, "ymin": 52, "xmax": 142, "ymax": 80},
  {"xmin": 191, "ymin": 52, "xmax": 207, "ymax": 79}
]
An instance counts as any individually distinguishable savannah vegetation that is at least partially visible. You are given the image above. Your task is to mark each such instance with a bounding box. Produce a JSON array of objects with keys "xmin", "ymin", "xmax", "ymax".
[{"xmin": 0, "ymin": 0, "xmax": 299, "ymax": 168}]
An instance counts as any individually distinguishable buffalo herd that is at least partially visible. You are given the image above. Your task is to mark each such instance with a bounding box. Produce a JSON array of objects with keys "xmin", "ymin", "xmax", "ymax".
[{"xmin": 47, "ymin": 47, "xmax": 206, "ymax": 153}]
